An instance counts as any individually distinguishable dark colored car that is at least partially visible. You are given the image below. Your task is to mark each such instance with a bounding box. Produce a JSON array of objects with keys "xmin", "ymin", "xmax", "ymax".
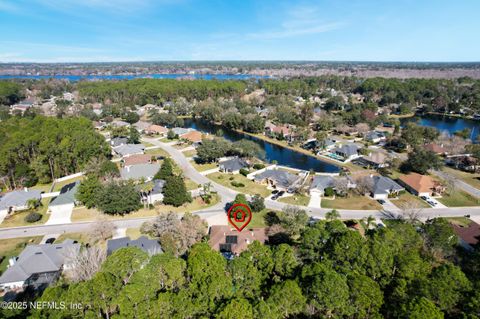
[
  {"xmin": 377, "ymin": 199, "xmax": 386, "ymax": 205},
  {"xmin": 45, "ymin": 238, "xmax": 55, "ymax": 244}
]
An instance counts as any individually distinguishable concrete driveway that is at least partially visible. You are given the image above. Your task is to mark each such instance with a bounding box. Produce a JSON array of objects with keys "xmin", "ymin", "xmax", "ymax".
[
  {"xmin": 424, "ymin": 197, "xmax": 447, "ymax": 209},
  {"xmin": 308, "ymin": 192, "xmax": 321, "ymax": 208},
  {"xmin": 46, "ymin": 204, "xmax": 74, "ymax": 225},
  {"xmin": 0, "ymin": 209, "xmax": 8, "ymax": 225}
]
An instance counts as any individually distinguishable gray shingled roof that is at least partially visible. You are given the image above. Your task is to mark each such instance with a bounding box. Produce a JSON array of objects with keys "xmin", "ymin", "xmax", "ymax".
[
  {"xmin": 49, "ymin": 181, "xmax": 80, "ymax": 207},
  {"xmin": 334, "ymin": 144, "xmax": 359, "ymax": 157},
  {"xmin": 0, "ymin": 240, "xmax": 80, "ymax": 284},
  {"xmin": 111, "ymin": 137, "xmax": 128, "ymax": 147},
  {"xmin": 114, "ymin": 144, "xmax": 145, "ymax": 157},
  {"xmin": 107, "ymin": 236, "xmax": 163, "ymax": 256},
  {"xmin": 372, "ymin": 176, "xmax": 404, "ymax": 195},
  {"xmin": 0, "ymin": 189, "xmax": 42, "ymax": 211},
  {"xmin": 310, "ymin": 175, "xmax": 335, "ymax": 192},
  {"xmin": 254, "ymin": 169, "xmax": 301, "ymax": 189},
  {"xmin": 120, "ymin": 163, "xmax": 160, "ymax": 180},
  {"xmin": 219, "ymin": 157, "xmax": 249, "ymax": 172},
  {"xmin": 365, "ymin": 131, "xmax": 385, "ymax": 141}
]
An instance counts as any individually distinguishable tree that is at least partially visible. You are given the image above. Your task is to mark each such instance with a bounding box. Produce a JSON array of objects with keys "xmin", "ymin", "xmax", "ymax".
[
  {"xmin": 155, "ymin": 158, "xmax": 174, "ymax": 180},
  {"xmin": 163, "ymin": 175, "xmax": 192, "ymax": 207},
  {"xmin": 89, "ymin": 219, "xmax": 115, "ymax": 242},
  {"xmin": 218, "ymin": 298, "xmax": 254, "ymax": 319},
  {"xmin": 422, "ymin": 218, "xmax": 457, "ymax": 258},
  {"xmin": 275, "ymin": 206, "xmax": 309, "ymax": 238},
  {"xmin": 266, "ymin": 280, "xmax": 306, "ymax": 317},
  {"xmin": 128, "ymin": 126, "xmax": 140, "ymax": 144},
  {"xmin": 64, "ymin": 246, "xmax": 106, "ymax": 283},
  {"xmin": 167, "ymin": 129, "xmax": 177, "ymax": 140},
  {"xmin": 76, "ymin": 177, "xmax": 102, "ymax": 208},
  {"xmin": 249, "ymin": 194, "xmax": 265, "ymax": 212},
  {"xmin": 95, "ymin": 181, "xmax": 141, "ymax": 214},
  {"xmin": 325, "ymin": 209, "xmax": 341, "ymax": 220},
  {"xmin": 123, "ymin": 111, "xmax": 140, "ymax": 124},
  {"xmin": 404, "ymin": 297, "xmax": 444, "ymax": 319},
  {"xmin": 404, "ymin": 147, "xmax": 443, "ymax": 174},
  {"xmin": 231, "ymin": 139, "xmax": 263, "ymax": 158},
  {"xmin": 348, "ymin": 274, "xmax": 384, "ymax": 318},
  {"xmin": 196, "ymin": 138, "xmax": 231, "ymax": 163},
  {"xmin": 333, "ymin": 177, "xmax": 349, "ymax": 197}
]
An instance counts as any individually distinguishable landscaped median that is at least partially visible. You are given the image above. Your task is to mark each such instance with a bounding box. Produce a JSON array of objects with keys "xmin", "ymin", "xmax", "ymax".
[{"xmin": 70, "ymin": 194, "xmax": 220, "ymax": 222}]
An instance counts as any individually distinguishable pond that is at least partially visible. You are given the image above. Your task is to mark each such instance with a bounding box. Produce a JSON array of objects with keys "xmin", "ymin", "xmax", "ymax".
[
  {"xmin": 183, "ymin": 119, "xmax": 340, "ymax": 173},
  {"xmin": 401, "ymin": 114, "xmax": 480, "ymax": 141}
]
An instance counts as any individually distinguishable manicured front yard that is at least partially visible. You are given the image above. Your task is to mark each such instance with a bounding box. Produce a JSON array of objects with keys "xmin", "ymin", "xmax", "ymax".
[
  {"xmin": 55, "ymin": 232, "xmax": 91, "ymax": 245},
  {"xmin": 71, "ymin": 195, "xmax": 220, "ymax": 222},
  {"xmin": 185, "ymin": 178, "xmax": 200, "ymax": 191},
  {"xmin": 0, "ymin": 237, "xmax": 42, "ymax": 274},
  {"xmin": 321, "ymin": 194, "xmax": 382, "ymax": 210},
  {"xmin": 144, "ymin": 148, "xmax": 169, "ymax": 157},
  {"xmin": 0, "ymin": 198, "xmax": 50, "ymax": 228},
  {"xmin": 207, "ymin": 172, "xmax": 271, "ymax": 197},
  {"xmin": 31, "ymin": 183, "xmax": 53, "ymax": 193},
  {"xmin": 183, "ymin": 149, "xmax": 197, "ymax": 158},
  {"xmin": 278, "ymin": 194, "xmax": 310, "ymax": 206},
  {"xmin": 437, "ymin": 190, "xmax": 480, "ymax": 207},
  {"xmin": 391, "ymin": 192, "xmax": 430, "ymax": 209},
  {"xmin": 191, "ymin": 161, "xmax": 218, "ymax": 172}
]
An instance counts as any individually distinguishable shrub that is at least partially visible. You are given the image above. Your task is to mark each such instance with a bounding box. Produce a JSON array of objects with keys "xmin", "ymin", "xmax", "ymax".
[
  {"xmin": 239, "ymin": 168, "xmax": 249, "ymax": 176},
  {"xmin": 229, "ymin": 176, "xmax": 235, "ymax": 181},
  {"xmin": 324, "ymin": 187, "xmax": 335, "ymax": 197},
  {"xmin": 25, "ymin": 212, "xmax": 42, "ymax": 223},
  {"xmin": 231, "ymin": 181, "xmax": 245, "ymax": 188},
  {"xmin": 253, "ymin": 163, "xmax": 265, "ymax": 170}
]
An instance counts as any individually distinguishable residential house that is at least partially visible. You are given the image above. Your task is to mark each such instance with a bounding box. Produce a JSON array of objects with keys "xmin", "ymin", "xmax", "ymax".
[
  {"xmin": 0, "ymin": 240, "xmax": 80, "ymax": 291},
  {"xmin": 209, "ymin": 225, "xmax": 267, "ymax": 256},
  {"xmin": 107, "ymin": 236, "xmax": 163, "ymax": 256},
  {"xmin": 92, "ymin": 121, "xmax": 106, "ymax": 130},
  {"xmin": 354, "ymin": 151, "xmax": 389, "ymax": 169},
  {"xmin": 180, "ymin": 130, "xmax": 203, "ymax": 144},
  {"xmin": 369, "ymin": 175, "xmax": 404, "ymax": 199},
  {"xmin": 113, "ymin": 144, "xmax": 145, "ymax": 157},
  {"xmin": 10, "ymin": 99, "xmax": 35, "ymax": 114},
  {"xmin": 425, "ymin": 143, "xmax": 447, "ymax": 155},
  {"xmin": 48, "ymin": 181, "xmax": 80, "ymax": 214},
  {"xmin": 111, "ymin": 120, "xmax": 130, "ymax": 128},
  {"xmin": 123, "ymin": 154, "xmax": 152, "ymax": 166},
  {"xmin": 253, "ymin": 169, "xmax": 305, "ymax": 192},
  {"xmin": 120, "ymin": 163, "xmax": 160, "ymax": 181},
  {"xmin": 133, "ymin": 121, "xmax": 151, "ymax": 133},
  {"xmin": 452, "ymin": 221, "xmax": 480, "ymax": 251},
  {"xmin": 364, "ymin": 131, "xmax": 386, "ymax": 144},
  {"xmin": 110, "ymin": 137, "xmax": 128, "ymax": 147},
  {"xmin": 309, "ymin": 175, "xmax": 335, "ymax": 196},
  {"xmin": 146, "ymin": 124, "xmax": 168, "ymax": 136},
  {"xmin": 399, "ymin": 173, "xmax": 445, "ymax": 197},
  {"xmin": 333, "ymin": 144, "xmax": 360, "ymax": 162},
  {"xmin": 219, "ymin": 157, "xmax": 249, "ymax": 174},
  {"xmin": 0, "ymin": 189, "xmax": 42, "ymax": 215},
  {"xmin": 264, "ymin": 121, "xmax": 293, "ymax": 140},
  {"xmin": 445, "ymin": 156, "xmax": 477, "ymax": 172}
]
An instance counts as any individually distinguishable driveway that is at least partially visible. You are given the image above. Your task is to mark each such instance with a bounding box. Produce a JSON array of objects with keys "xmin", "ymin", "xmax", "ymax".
[
  {"xmin": 381, "ymin": 199, "xmax": 400, "ymax": 212},
  {"xmin": 423, "ymin": 197, "xmax": 447, "ymax": 209},
  {"xmin": 308, "ymin": 192, "xmax": 321, "ymax": 208},
  {"xmin": 46, "ymin": 204, "xmax": 74, "ymax": 225},
  {"xmin": 0, "ymin": 209, "xmax": 8, "ymax": 225}
]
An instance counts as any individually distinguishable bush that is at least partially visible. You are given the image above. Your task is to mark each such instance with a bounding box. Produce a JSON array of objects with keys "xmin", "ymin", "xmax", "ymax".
[
  {"xmin": 324, "ymin": 187, "xmax": 335, "ymax": 197},
  {"xmin": 25, "ymin": 212, "xmax": 42, "ymax": 223},
  {"xmin": 253, "ymin": 163, "xmax": 265, "ymax": 170},
  {"xmin": 229, "ymin": 176, "xmax": 234, "ymax": 181},
  {"xmin": 239, "ymin": 168, "xmax": 249, "ymax": 176},
  {"xmin": 231, "ymin": 181, "xmax": 245, "ymax": 188}
]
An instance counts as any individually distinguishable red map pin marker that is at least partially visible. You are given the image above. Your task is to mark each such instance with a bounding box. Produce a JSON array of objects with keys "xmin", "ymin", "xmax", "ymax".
[{"xmin": 227, "ymin": 203, "xmax": 252, "ymax": 232}]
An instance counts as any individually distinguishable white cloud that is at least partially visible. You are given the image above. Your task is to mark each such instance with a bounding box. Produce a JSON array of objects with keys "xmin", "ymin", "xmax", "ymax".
[{"xmin": 248, "ymin": 22, "xmax": 343, "ymax": 39}]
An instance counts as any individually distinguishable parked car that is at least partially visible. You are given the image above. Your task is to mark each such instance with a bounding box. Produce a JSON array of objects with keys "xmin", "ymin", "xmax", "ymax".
[
  {"xmin": 420, "ymin": 196, "xmax": 427, "ymax": 200},
  {"xmin": 45, "ymin": 238, "xmax": 55, "ymax": 244},
  {"xmin": 377, "ymin": 199, "xmax": 386, "ymax": 205}
]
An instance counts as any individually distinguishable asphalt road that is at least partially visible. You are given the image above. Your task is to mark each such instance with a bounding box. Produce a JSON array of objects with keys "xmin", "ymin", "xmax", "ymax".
[{"xmin": 431, "ymin": 169, "xmax": 480, "ymax": 198}]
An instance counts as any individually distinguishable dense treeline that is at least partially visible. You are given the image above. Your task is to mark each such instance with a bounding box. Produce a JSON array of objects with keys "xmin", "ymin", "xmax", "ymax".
[
  {"xmin": 10, "ymin": 218, "xmax": 478, "ymax": 318},
  {"xmin": 0, "ymin": 116, "xmax": 110, "ymax": 187},
  {"xmin": 78, "ymin": 79, "xmax": 247, "ymax": 105},
  {"xmin": 0, "ymin": 81, "xmax": 23, "ymax": 105}
]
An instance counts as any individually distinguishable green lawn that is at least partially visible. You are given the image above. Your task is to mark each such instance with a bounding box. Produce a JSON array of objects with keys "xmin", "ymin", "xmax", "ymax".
[
  {"xmin": 0, "ymin": 198, "xmax": 50, "ymax": 228},
  {"xmin": 0, "ymin": 237, "xmax": 42, "ymax": 274},
  {"xmin": 31, "ymin": 183, "xmax": 53, "ymax": 193},
  {"xmin": 71, "ymin": 195, "xmax": 220, "ymax": 222},
  {"xmin": 185, "ymin": 178, "xmax": 200, "ymax": 191},
  {"xmin": 446, "ymin": 217, "xmax": 472, "ymax": 227},
  {"xmin": 145, "ymin": 147, "xmax": 169, "ymax": 157},
  {"xmin": 391, "ymin": 192, "xmax": 430, "ymax": 209},
  {"xmin": 321, "ymin": 194, "xmax": 382, "ymax": 210},
  {"xmin": 55, "ymin": 232, "xmax": 92, "ymax": 245},
  {"xmin": 437, "ymin": 190, "xmax": 480, "ymax": 207},
  {"xmin": 159, "ymin": 137, "xmax": 178, "ymax": 143},
  {"xmin": 278, "ymin": 194, "xmax": 310, "ymax": 206},
  {"xmin": 53, "ymin": 175, "xmax": 84, "ymax": 192},
  {"xmin": 248, "ymin": 209, "xmax": 268, "ymax": 228},
  {"xmin": 142, "ymin": 141, "xmax": 155, "ymax": 148},
  {"xmin": 183, "ymin": 149, "xmax": 197, "ymax": 158},
  {"xmin": 191, "ymin": 161, "xmax": 218, "ymax": 172},
  {"xmin": 207, "ymin": 172, "xmax": 271, "ymax": 197}
]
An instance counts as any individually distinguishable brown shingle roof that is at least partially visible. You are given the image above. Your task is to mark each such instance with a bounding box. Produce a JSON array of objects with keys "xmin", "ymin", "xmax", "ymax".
[
  {"xmin": 399, "ymin": 173, "xmax": 435, "ymax": 193},
  {"xmin": 180, "ymin": 130, "xmax": 203, "ymax": 143},
  {"xmin": 123, "ymin": 154, "xmax": 152, "ymax": 166},
  {"xmin": 452, "ymin": 221, "xmax": 480, "ymax": 246},
  {"xmin": 209, "ymin": 225, "xmax": 267, "ymax": 255},
  {"xmin": 147, "ymin": 125, "xmax": 168, "ymax": 134},
  {"xmin": 424, "ymin": 143, "xmax": 446, "ymax": 154}
]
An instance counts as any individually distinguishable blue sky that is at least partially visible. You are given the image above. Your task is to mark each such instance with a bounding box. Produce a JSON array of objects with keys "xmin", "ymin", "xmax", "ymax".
[{"xmin": 0, "ymin": 0, "xmax": 479, "ymax": 62}]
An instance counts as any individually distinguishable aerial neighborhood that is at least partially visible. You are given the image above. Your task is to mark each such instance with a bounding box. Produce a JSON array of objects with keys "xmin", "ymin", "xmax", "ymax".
[{"xmin": 1, "ymin": 68, "xmax": 480, "ymax": 318}]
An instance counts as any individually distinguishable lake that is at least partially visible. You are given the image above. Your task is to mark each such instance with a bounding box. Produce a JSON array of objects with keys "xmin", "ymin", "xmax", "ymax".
[
  {"xmin": 401, "ymin": 114, "xmax": 480, "ymax": 141},
  {"xmin": 0, "ymin": 74, "xmax": 269, "ymax": 81},
  {"xmin": 183, "ymin": 119, "xmax": 340, "ymax": 173}
]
